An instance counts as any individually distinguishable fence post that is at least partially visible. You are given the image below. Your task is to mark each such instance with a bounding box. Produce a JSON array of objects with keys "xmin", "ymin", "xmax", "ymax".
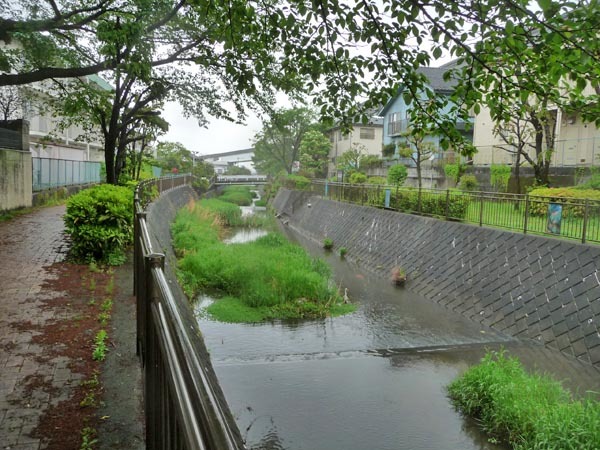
[
  {"xmin": 445, "ymin": 189, "xmax": 450, "ymax": 220},
  {"xmin": 479, "ymin": 193, "xmax": 484, "ymax": 227},
  {"xmin": 523, "ymin": 194, "xmax": 530, "ymax": 235},
  {"xmin": 582, "ymin": 198, "xmax": 589, "ymax": 244}
]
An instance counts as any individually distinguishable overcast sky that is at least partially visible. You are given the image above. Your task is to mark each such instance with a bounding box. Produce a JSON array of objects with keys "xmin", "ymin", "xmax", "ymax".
[{"xmin": 160, "ymin": 101, "xmax": 263, "ymax": 156}]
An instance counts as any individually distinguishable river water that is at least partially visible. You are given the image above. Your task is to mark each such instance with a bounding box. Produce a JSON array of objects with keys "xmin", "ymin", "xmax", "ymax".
[{"xmin": 194, "ymin": 211, "xmax": 600, "ymax": 450}]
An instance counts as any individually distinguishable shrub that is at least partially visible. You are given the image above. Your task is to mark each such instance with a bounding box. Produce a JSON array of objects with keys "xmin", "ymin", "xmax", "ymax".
[
  {"xmin": 528, "ymin": 187, "xmax": 600, "ymax": 218},
  {"xmin": 443, "ymin": 163, "xmax": 463, "ymax": 184},
  {"xmin": 387, "ymin": 164, "xmax": 408, "ymax": 186},
  {"xmin": 367, "ymin": 176, "xmax": 387, "ymax": 185},
  {"xmin": 323, "ymin": 238, "xmax": 333, "ymax": 250},
  {"xmin": 283, "ymin": 174, "xmax": 311, "ymax": 190},
  {"xmin": 382, "ymin": 142, "xmax": 396, "ymax": 158},
  {"xmin": 458, "ymin": 174, "xmax": 479, "ymax": 191},
  {"xmin": 448, "ymin": 350, "xmax": 600, "ymax": 450},
  {"xmin": 64, "ymin": 184, "xmax": 133, "ymax": 264},
  {"xmin": 349, "ymin": 172, "xmax": 368, "ymax": 184},
  {"xmin": 490, "ymin": 164, "xmax": 511, "ymax": 192},
  {"xmin": 576, "ymin": 172, "xmax": 600, "ymax": 190},
  {"xmin": 385, "ymin": 188, "xmax": 470, "ymax": 219}
]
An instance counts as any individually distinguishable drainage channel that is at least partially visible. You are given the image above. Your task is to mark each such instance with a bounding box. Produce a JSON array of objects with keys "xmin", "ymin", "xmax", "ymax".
[{"xmin": 194, "ymin": 222, "xmax": 600, "ymax": 450}]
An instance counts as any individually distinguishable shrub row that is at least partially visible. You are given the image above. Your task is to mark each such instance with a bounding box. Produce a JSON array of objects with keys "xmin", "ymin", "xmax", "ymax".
[
  {"xmin": 381, "ymin": 189, "xmax": 470, "ymax": 219},
  {"xmin": 528, "ymin": 187, "xmax": 600, "ymax": 218}
]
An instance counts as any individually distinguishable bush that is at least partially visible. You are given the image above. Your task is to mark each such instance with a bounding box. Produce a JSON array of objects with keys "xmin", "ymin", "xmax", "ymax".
[
  {"xmin": 443, "ymin": 163, "xmax": 463, "ymax": 184},
  {"xmin": 282, "ymin": 174, "xmax": 311, "ymax": 190},
  {"xmin": 490, "ymin": 164, "xmax": 511, "ymax": 192},
  {"xmin": 458, "ymin": 174, "xmax": 479, "ymax": 191},
  {"xmin": 576, "ymin": 172, "xmax": 600, "ymax": 190},
  {"xmin": 367, "ymin": 176, "xmax": 387, "ymax": 185},
  {"xmin": 448, "ymin": 350, "xmax": 600, "ymax": 450},
  {"xmin": 385, "ymin": 188, "xmax": 470, "ymax": 219},
  {"xmin": 387, "ymin": 164, "xmax": 408, "ymax": 186},
  {"xmin": 64, "ymin": 184, "xmax": 133, "ymax": 264},
  {"xmin": 349, "ymin": 172, "xmax": 368, "ymax": 184},
  {"xmin": 528, "ymin": 187, "xmax": 600, "ymax": 218}
]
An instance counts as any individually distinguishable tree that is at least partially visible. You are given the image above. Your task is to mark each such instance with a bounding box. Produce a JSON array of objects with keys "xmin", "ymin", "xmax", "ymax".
[
  {"xmin": 227, "ymin": 165, "xmax": 251, "ymax": 176},
  {"xmin": 299, "ymin": 130, "xmax": 331, "ymax": 178},
  {"xmin": 0, "ymin": 86, "xmax": 23, "ymax": 120},
  {"xmin": 155, "ymin": 141, "xmax": 192, "ymax": 173},
  {"xmin": 5, "ymin": 0, "xmax": 600, "ymax": 167},
  {"xmin": 387, "ymin": 164, "xmax": 408, "ymax": 187},
  {"xmin": 336, "ymin": 143, "xmax": 366, "ymax": 172},
  {"xmin": 252, "ymin": 107, "xmax": 316, "ymax": 175}
]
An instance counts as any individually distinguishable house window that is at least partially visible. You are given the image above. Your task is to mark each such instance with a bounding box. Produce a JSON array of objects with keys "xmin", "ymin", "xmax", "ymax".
[
  {"xmin": 359, "ymin": 127, "xmax": 375, "ymax": 139},
  {"xmin": 388, "ymin": 112, "xmax": 404, "ymax": 136}
]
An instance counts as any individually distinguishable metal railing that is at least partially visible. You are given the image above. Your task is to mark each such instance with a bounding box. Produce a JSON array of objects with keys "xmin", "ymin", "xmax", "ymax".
[
  {"xmin": 310, "ymin": 180, "xmax": 600, "ymax": 244},
  {"xmin": 134, "ymin": 174, "xmax": 242, "ymax": 450}
]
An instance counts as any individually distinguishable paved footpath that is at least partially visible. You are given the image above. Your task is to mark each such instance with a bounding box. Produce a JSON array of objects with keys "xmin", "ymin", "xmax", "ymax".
[
  {"xmin": 0, "ymin": 206, "xmax": 71, "ymax": 449},
  {"xmin": 0, "ymin": 205, "xmax": 144, "ymax": 449}
]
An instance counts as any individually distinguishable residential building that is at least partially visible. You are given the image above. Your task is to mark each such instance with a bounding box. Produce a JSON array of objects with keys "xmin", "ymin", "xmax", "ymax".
[
  {"xmin": 472, "ymin": 97, "xmax": 600, "ymax": 168},
  {"xmin": 325, "ymin": 113, "xmax": 383, "ymax": 176},
  {"xmin": 379, "ymin": 62, "xmax": 474, "ymax": 163}
]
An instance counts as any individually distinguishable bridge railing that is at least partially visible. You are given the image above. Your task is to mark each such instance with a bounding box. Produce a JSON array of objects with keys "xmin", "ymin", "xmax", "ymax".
[{"xmin": 134, "ymin": 174, "xmax": 242, "ymax": 450}]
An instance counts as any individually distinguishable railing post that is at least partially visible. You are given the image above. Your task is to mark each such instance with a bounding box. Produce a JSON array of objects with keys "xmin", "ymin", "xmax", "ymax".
[
  {"xmin": 479, "ymin": 193, "xmax": 484, "ymax": 227},
  {"xmin": 582, "ymin": 198, "xmax": 589, "ymax": 244},
  {"xmin": 143, "ymin": 252, "xmax": 165, "ymax": 450},
  {"xmin": 445, "ymin": 189, "xmax": 450, "ymax": 220},
  {"xmin": 523, "ymin": 194, "xmax": 530, "ymax": 235}
]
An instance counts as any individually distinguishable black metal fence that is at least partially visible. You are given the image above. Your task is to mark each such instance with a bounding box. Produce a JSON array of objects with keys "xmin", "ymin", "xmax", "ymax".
[
  {"xmin": 134, "ymin": 174, "xmax": 241, "ymax": 450},
  {"xmin": 310, "ymin": 180, "xmax": 600, "ymax": 244}
]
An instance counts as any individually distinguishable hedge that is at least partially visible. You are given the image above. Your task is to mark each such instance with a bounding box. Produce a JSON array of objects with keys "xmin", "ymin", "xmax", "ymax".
[{"xmin": 528, "ymin": 187, "xmax": 600, "ymax": 218}]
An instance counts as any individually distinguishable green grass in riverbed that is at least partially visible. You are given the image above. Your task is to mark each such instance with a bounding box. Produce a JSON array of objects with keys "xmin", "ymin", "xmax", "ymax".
[
  {"xmin": 447, "ymin": 350, "xmax": 600, "ymax": 449},
  {"xmin": 173, "ymin": 200, "xmax": 354, "ymax": 322}
]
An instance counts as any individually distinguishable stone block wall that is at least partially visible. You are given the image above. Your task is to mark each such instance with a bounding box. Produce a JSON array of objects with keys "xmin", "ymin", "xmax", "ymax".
[{"xmin": 273, "ymin": 189, "xmax": 600, "ymax": 367}]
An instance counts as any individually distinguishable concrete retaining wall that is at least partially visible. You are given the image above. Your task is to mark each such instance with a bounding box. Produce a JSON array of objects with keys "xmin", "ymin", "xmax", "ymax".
[
  {"xmin": 273, "ymin": 189, "xmax": 600, "ymax": 367},
  {"xmin": 0, "ymin": 149, "xmax": 32, "ymax": 211}
]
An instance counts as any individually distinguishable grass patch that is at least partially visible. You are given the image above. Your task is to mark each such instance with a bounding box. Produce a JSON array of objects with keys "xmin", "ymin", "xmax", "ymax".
[
  {"xmin": 254, "ymin": 199, "xmax": 267, "ymax": 207},
  {"xmin": 447, "ymin": 350, "xmax": 600, "ymax": 449},
  {"xmin": 173, "ymin": 200, "xmax": 354, "ymax": 322}
]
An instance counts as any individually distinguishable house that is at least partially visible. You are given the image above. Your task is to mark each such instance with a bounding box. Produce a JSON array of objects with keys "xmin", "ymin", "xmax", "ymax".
[
  {"xmin": 379, "ymin": 62, "xmax": 474, "ymax": 162},
  {"xmin": 324, "ymin": 111, "xmax": 383, "ymax": 176},
  {"xmin": 472, "ymin": 93, "xmax": 600, "ymax": 168}
]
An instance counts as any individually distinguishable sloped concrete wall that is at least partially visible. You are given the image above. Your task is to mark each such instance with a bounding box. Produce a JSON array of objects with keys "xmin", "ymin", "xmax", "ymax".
[{"xmin": 273, "ymin": 189, "xmax": 600, "ymax": 367}]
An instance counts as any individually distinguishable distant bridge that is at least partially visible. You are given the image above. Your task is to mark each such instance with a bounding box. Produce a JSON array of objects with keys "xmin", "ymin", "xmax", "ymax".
[{"xmin": 214, "ymin": 175, "xmax": 269, "ymax": 185}]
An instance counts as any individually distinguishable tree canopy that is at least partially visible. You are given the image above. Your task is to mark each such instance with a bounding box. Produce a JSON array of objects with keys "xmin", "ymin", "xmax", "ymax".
[
  {"xmin": 252, "ymin": 107, "xmax": 317, "ymax": 175},
  {"xmin": 3, "ymin": 0, "xmax": 600, "ymax": 183}
]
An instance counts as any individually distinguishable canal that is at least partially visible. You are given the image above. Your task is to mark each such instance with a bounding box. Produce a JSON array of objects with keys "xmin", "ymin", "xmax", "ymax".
[{"xmin": 193, "ymin": 203, "xmax": 600, "ymax": 450}]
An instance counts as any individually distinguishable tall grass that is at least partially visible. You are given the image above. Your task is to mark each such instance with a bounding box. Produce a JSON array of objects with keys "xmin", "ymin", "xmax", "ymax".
[
  {"xmin": 172, "ymin": 200, "xmax": 354, "ymax": 322},
  {"xmin": 447, "ymin": 350, "xmax": 600, "ymax": 449}
]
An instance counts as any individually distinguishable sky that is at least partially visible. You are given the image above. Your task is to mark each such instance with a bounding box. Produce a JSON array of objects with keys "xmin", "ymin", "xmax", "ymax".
[{"xmin": 160, "ymin": 101, "xmax": 263, "ymax": 157}]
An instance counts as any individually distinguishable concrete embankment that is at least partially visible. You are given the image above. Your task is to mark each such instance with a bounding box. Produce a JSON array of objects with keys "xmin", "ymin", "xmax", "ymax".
[{"xmin": 272, "ymin": 188, "xmax": 600, "ymax": 368}]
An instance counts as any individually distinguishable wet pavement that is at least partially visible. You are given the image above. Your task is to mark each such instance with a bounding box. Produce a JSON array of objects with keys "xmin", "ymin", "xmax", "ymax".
[
  {"xmin": 0, "ymin": 206, "xmax": 144, "ymax": 450},
  {"xmin": 0, "ymin": 206, "xmax": 71, "ymax": 449}
]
